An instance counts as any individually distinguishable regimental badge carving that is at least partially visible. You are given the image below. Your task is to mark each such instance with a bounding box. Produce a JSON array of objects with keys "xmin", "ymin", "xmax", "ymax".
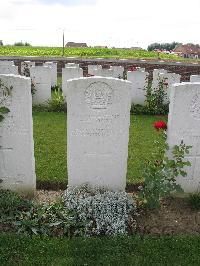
[
  {"xmin": 190, "ymin": 92, "xmax": 200, "ymax": 120},
  {"xmin": 84, "ymin": 82, "xmax": 113, "ymax": 109}
]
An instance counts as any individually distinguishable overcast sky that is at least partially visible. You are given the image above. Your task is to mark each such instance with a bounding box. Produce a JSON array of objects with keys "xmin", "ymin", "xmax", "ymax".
[{"xmin": 0, "ymin": 0, "xmax": 200, "ymax": 48}]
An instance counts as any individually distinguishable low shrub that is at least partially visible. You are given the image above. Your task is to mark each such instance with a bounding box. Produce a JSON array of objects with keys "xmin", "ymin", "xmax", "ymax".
[
  {"xmin": 63, "ymin": 184, "xmax": 137, "ymax": 236},
  {"xmin": 138, "ymin": 122, "xmax": 192, "ymax": 209},
  {"xmin": 33, "ymin": 88, "xmax": 66, "ymax": 113},
  {"xmin": 188, "ymin": 193, "xmax": 200, "ymax": 210},
  {"xmin": 131, "ymin": 78, "xmax": 169, "ymax": 115},
  {"xmin": 14, "ymin": 202, "xmax": 74, "ymax": 237},
  {"xmin": 47, "ymin": 87, "xmax": 66, "ymax": 112},
  {"xmin": 1, "ymin": 186, "xmax": 137, "ymax": 237}
]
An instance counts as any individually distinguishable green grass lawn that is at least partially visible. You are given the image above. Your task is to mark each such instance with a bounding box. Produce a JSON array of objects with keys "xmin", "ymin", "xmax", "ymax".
[
  {"xmin": 33, "ymin": 112, "xmax": 166, "ymax": 188},
  {"xmin": 1, "ymin": 234, "xmax": 200, "ymax": 266}
]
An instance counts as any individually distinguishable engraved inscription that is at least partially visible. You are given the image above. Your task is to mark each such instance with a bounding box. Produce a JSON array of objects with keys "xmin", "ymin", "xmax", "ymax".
[
  {"xmin": 190, "ymin": 92, "xmax": 200, "ymax": 120},
  {"xmin": 84, "ymin": 82, "xmax": 113, "ymax": 109}
]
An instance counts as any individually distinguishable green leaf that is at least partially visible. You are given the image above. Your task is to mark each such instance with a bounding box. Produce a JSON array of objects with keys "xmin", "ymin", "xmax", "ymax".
[
  {"xmin": 0, "ymin": 107, "xmax": 10, "ymax": 114},
  {"xmin": 0, "ymin": 106, "xmax": 10, "ymax": 114},
  {"xmin": 0, "ymin": 115, "xmax": 4, "ymax": 122}
]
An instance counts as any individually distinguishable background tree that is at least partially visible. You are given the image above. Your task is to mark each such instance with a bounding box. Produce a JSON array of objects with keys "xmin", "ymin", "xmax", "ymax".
[
  {"xmin": 14, "ymin": 41, "xmax": 31, "ymax": 46},
  {"xmin": 147, "ymin": 42, "xmax": 182, "ymax": 51}
]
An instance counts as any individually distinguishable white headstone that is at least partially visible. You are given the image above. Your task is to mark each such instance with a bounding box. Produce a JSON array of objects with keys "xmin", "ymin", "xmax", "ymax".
[
  {"xmin": 167, "ymin": 82, "xmax": 200, "ymax": 193},
  {"xmin": 43, "ymin": 62, "xmax": 57, "ymax": 87},
  {"xmin": 21, "ymin": 61, "xmax": 35, "ymax": 77},
  {"xmin": 30, "ymin": 66, "xmax": 51, "ymax": 105},
  {"xmin": 0, "ymin": 74, "xmax": 36, "ymax": 195},
  {"xmin": 127, "ymin": 70, "xmax": 149, "ymax": 105},
  {"xmin": 0, "ymin": 65, "xmax": 18, "ymax": 75},
  {"xmin": 62, "ymin": 67, "xmax": 83, "ymax": 100},
  {"xmin": 190, "ymin": 75, "xmax": 200, "ymax": 82},
  {"xmin": 136, "ymin": 67, "xmax": 145, "ymax": 72},
  {"xmin": 110, "ymin": 66, "xmax": 124, "ymax": 78},
  {"xmin": 0, "ymin": 61, "xmax": 14, "ymax": 66},
  {"xmin": 159, "ymin": 73, "xmax": 181, "ymax": 103},
  {"xmin": 88, "ymin": 65, "xmax": 102, "ymax": 75},
  {"xmin": 152, "ymin": 68, "xmax": 168, "ymax": 89},
  {"xmin": 93, "ymin": 68, "xmax": 114, "ymax": 77},
  {"xmin": 65, "ymin": 63, "xmax": 79, "ymax": 68},
  {"xmin": 67, "ymin": 77, "xmax": 132, "ymax": 191}
]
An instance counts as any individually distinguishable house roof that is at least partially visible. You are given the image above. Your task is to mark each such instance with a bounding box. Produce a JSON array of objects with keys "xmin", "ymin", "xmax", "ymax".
[
  {"xmin": 65, "ymin": 42, "xmax": 88, "ymax": 48},
  {"xmin": 174, "ymin": 44, "xmax": 200, "ymax": 55}
]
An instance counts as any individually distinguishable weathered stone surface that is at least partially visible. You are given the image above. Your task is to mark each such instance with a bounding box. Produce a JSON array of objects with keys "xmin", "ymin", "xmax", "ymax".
[
  {"xmin": 110, "ymin": 66, "xmax": 124, "ymax": 78},
  {"xmin": 21, "ymin": 61, "xmax": 35, "ymax": 77},
  {"xmin": 30, "ymin": 66, "xmax": 51, "ymax": 105},
  {"xmin": 0, "ymin": 74, "xmax": 36, "ymax": 195},
  {"xmin": 127, "ymin": 70, "xmax": 149, "ymax": 105},
  {"xmin": 167, "ymin": 82, "xmax": 200, "ymax": 193},
  {"xmin": 152, "ymin": 68, "xmax": 168, "ymax": 89},
  {"xmin": 190, "ymin": 75, "xmax": 200, "ymax": 82},
  {"xmin": 67, "ymin": 77, "xmax": 131, "ymax": 191},
  {"xmin": 43, "ymin": 61, "xmax": 57, "ymax": 87},
  {"xmin": 0, "ymin": 65, "xmax": 18, "ymax": 75},
  {"xmin": 92, "ymin": 68, "xmax": 114, "ymax": 77},
  {"xmin": 65, "ymin": 63, "xmax": 79, "ymax": 68},
  {"xmin": 159, "ymin": 72, "xmax": 181, "ymax": 103},
  {"xmin": 88, "ymin": 65, "xmax": 102, "ymax": 75},
  {"xmin": 62, "ymin": 67, "xmax": 83, "ymax": 100},
  {"xmin": 0, "ymin": 61, "xmax": 14, "ymax": 66}
]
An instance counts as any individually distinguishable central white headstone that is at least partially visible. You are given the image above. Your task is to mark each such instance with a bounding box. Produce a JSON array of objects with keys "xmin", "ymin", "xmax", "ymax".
[
  {"xmin": 67, "ymin": 77, "xmax": 131, "ymax": 191},
  {"xmin": 167, "ymin": 82, "xmax": 200, "ymax": 193}
]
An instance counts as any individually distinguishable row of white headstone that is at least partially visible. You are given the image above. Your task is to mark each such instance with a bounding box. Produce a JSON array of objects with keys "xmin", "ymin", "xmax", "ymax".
[
  {"xmin": 1, "ymin": 60, "xmax": 200, "ymax": 106},
  {"xmin": 0, "ymin": 72, "xmax": 200, "ymax": 195}
]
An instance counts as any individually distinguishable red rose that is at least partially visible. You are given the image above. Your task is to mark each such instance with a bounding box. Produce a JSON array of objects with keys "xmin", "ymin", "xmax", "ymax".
[
  {"xmin": 128, "ymin": 66, "xmax": 137, "ymax": 71},
  {"xmin": 153, "ymin": 120, "xmax": 167, "ymax": 131}
]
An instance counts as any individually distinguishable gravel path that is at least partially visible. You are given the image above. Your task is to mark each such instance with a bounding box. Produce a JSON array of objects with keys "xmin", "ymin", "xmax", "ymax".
[{"xmin": 35, "ymin": 190, "xmax": 64, "ymax": 204}]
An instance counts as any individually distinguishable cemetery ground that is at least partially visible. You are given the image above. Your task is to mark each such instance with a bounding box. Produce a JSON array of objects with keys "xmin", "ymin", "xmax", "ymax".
[
  {"xmin": 1, "ymin": 112, "xmax": 200, "ymax": 265},
  {"xmin": 0, "ymin": 234, "xmax": 200, "ymax": 265},
  {"xmin": 33, "ymin": 112, "xmax": 166, "ymax": 188}
]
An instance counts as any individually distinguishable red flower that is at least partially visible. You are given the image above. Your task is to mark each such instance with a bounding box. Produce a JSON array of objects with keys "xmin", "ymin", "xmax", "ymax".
[
  {"xmin": 128, "ymin": 66, "xmax": 137, "ymax": 71},
  {"xmin": 153, "ymin": 120, "xmax": 167, "ymax": 131}
]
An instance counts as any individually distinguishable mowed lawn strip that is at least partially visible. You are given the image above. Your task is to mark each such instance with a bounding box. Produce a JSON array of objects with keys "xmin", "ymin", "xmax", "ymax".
[
  {"xmin": 33, "ymin": 112, "xmax": 167, "ymax": 186},
  {"xmin": 0, "ymin": 234, "xmax": 200, "ymax": 266},
  {"xmin": 33, "ymin": 112, "xmax": 67, "ymax": 185}
]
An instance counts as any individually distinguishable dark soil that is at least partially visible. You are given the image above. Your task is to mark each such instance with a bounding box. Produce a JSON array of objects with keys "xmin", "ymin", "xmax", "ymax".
[
  {"xmin": 137, "ymin": 197, "xmax": 200, "ymax": 236},
  {"xmin": 1, "ymin": 191, "xmax": 199, "ymax": 236},
  {"xmin": 35, "ymin": 190, "xmax": 200, "ymax": 236}
]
